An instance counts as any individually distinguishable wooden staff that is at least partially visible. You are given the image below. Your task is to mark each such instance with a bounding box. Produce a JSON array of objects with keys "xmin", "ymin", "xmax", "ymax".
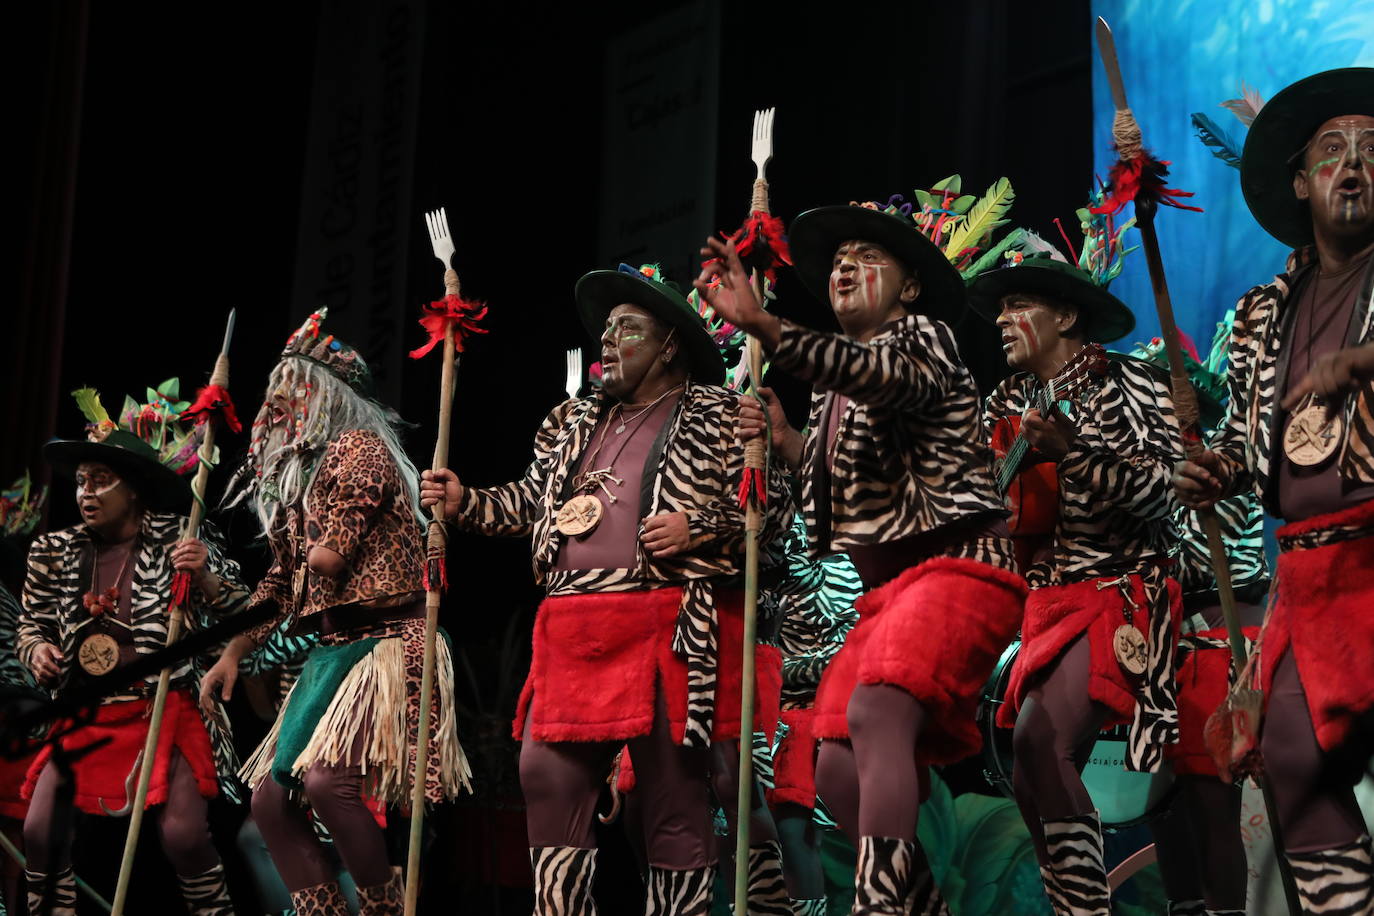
[
  {"xmin": 405, "ymin": 267, "xmax": 461, "ymax": 916},
  {"xmin": 111, "ymin": 310, "xmax": 235, "ymax": 916},
  {"xmin": 1095, "ymin": 19, "xmax": 1300, "ymax": 914},
  {"xmin": 734, "ymin": 114, "xmax": 774, "ymax": 908}
]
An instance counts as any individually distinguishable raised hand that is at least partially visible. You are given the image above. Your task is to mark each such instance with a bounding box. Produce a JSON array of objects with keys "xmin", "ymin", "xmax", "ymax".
[{"xmin": 694, "ymin": 237, "xmax": 779, "ymax": 348}]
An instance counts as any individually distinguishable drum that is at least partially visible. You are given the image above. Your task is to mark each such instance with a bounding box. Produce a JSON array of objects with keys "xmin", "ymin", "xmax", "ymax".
[{"xmin": 977, "ymin": 640, "xmax": 1173, "ymax": 829}]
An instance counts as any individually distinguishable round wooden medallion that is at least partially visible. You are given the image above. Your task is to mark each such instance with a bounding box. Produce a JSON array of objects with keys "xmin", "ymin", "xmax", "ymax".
[
  {"xmin": 1113, "ymin": 624, "xmax": 1148, "ymax": 676},
  {"xmin": 78, "ymin": 632, "xmax": 120, "ymax": 676},
  {"xmin": 1282, "ymin": 401, "xmax": 1343, "ymax": 467},
  {"xmin": 555, "ymin": 494, "xmax": 604, "ymax": 537}
]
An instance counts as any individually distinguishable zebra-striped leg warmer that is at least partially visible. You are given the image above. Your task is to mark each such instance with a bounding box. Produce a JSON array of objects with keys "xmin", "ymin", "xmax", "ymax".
[
  {"xmin": 1285, "ymin": 835, "xmax": 1374, "ymax": 915},
  {"xmin": 289, "ymin": 880, "xmax": 350, "ymax": 916},
  {"xmin": 851, "ymin": 836, "xmax": 914, "ymax": 916},
  {"xmin": 25, "ymin": 866, "xmax": 76, "ymax": 916},
  {"xmin": 177, "ymin": 863, "xmax": 235, "ymax": 915},
  {"xmin": 792, "ymin": 898, "xmax": 828, "ymax": 916},
  {"xmin": 531, "ymin": 847, "xmax": 598, "ymax": 915},
  {"xmin": 1042, "ymin": 812, "xmax": 1110, "ymax": 916},
  {"xmin": 644, "ymin": 864, "xmax": 715, "ymax": 916},
  {"xmin": 355, "ymin": 870, "xmax": 403, "ymax": 915},
  {"xmin": 1165, "ymin": 900, "xmax": 1205, "ymax": 915},
  {"xmin": 747, "ymin": 840, "xmax": 792, "ymax": 915},
  {"xmin": 906, "ymin": 847, "xmax": 950, "ymax": 916}
]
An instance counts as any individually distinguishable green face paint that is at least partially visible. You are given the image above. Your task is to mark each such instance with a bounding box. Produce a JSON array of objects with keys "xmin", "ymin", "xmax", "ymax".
[{"xmin": 1308, "ymin": 157, "xmax": 1341, "ymax": 179}]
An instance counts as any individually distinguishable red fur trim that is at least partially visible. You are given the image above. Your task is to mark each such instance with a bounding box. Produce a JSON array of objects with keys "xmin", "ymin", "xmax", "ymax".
[
  {"xmin": 1275, "ymin": 498, "xmax": 1374, "ymax": 540},
  {"xmin": 767, "ymin": 707, "xmax": 818, "ymax": 810},
  {"xmin": 22, "ymin": 691, "xmax": 217, "ymax": 814},
  {"xmin": 1262, "ymin": 531, "xmax": 1374, "ymax": 751}
]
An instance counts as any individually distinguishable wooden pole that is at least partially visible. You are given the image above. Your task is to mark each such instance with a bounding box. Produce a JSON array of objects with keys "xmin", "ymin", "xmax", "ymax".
[
  {"xmin": 733, "ymin": 273, "xmax": 767, "ymax": 914},
  {"xmin": 404, "ymin": 270, "xmax": 459, "ymax": 916},
  {"xmin": 110, "ymin": 310, "xmax": 234, "ymax": 916}
]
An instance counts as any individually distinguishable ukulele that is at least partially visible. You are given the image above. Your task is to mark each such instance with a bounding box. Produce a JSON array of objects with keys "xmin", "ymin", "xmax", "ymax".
[{"xmin": 992, "ymin": 343, "xmax": 1110, "ymax": 497}]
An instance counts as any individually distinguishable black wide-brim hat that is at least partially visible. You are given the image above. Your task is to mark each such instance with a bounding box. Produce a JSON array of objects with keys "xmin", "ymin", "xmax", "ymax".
[
  {"xmin": 43, "ymin": 429, "xmax": 190, "ymax": 514},
  {"xmin": 575, "ymin": 268, "xmax": 726, "ymax": 386},
  {"xmin": 788, "ymin": 205, "xmax": 968, "ymax": 326},
  {"xmin": 1241, "ymin": 67, "xmax": 1374, "ymax": 249},
  {"xmin": 966, "ymin": 256, "xmax": 1136, "ymax": 344}
]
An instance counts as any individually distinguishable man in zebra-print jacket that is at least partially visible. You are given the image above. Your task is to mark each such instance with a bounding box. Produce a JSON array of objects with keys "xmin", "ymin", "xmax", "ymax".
[
  {"xmin": 1174, "ymin": 68, "xmax": 1374, "ymax": 913},
  {"xmin": 18, "ymin": 424, "xmax": 248, "ymax": 915},
  {"xmin": 970, "ymin": 252, "xmax": 1185, "ymax": 915},
  {"xmin": 699, "ymin": 201, "xmax": 1027, "ymax": 916},
  {"xmin": 423, "ymin": 264, "xmax": 792, "ymax": 915}
]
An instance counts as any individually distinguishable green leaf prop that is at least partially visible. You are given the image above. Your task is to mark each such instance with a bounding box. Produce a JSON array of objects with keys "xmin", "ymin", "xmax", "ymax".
[{"xmin": 944, "ymin": 177, "xmax": 1015, "ymax": 262}]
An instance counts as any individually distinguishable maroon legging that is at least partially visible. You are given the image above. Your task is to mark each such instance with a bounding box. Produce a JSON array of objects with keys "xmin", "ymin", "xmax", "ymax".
[
  {"xmin": 1261, "ymin": 650, "xmax": 1368, "ymax": 853},
  {"xmin": 1010, "ymin": 634, "xmax": 1111, "ymax": 865},
  {"xmin": 24, "ymin": 750, "xmax": 219, "ymax": 877},
  {"xmin": 251, "ymin": 731, "xmax": 393, "ymax": 891},
  {"xmin": 1150, "ymin": 775, "xmax": 1247, "ymax": 910},
  {"xmin": 848, "ymin": 684, "xmax": 932, "ymax": 839},
  {"xmin": 518, "ymin": 690, "xmax": 715, "ymax": 870},
  {"xmin": 814, "ymin": 738, "xmax": 860, "ymax": 845}
]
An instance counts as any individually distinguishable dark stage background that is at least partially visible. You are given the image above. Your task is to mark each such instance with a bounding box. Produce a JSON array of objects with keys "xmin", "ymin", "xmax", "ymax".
[{"xmin": 8, "ymin": 1, "xmax": 1092, "ymax": 912}]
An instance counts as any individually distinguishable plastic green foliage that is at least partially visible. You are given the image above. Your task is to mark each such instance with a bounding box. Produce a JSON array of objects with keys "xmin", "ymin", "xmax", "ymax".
[{"xmin": 931, "ymin": 175, "xmax": 962, "ymax": 193}]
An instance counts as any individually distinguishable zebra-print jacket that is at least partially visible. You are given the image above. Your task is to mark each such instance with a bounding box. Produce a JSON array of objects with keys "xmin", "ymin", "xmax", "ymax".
[
  {"xmin": 452, "ymin": 381, "xmax": 793, "ymax": 746},
  {"xmin": 1175, "ymin": 490, "xmax": 1268, "ymax": 604},
  {"xmin": 1213, "ymin": 248, "xmax": 1374, "ymax": 511},
  {"xmin": 771, "ymin": 315, "xmax": 1010, "ymax": 559},
  {"xmin": 17, "ymin": 512, "xmax": 251, "ymax": 800},
  {"xmin": 985, "ymin": 356, "xmax": 1184, "ymax": 588}
]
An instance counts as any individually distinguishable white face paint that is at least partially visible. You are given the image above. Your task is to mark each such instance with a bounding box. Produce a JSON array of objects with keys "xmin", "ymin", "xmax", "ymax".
[
  {"xmin": 827, "ymin": 240, "xmax": 912, "ymax": 333},
  {"xmin": 75, "ymin": 466, "xmax": 122, "ymax": 498}
]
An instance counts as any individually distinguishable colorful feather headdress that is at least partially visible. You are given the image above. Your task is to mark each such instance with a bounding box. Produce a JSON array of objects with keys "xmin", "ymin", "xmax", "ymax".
[
  {"xmin": 1191, "ymin": 81, "xmax": 1266, "ymax": 171},
  {"xmin": 71, "ymin": 378, "xmax": 209, "ymax": 477},
  {"xmin": 1, "ymin": 472, "xmax": 47, "ymax": 540},
  {"xmin": 855, "ymin": 175, "xmax": 1023, "ymax": 281},
  {"xmin": 999, "ymin": 181, "xmax": 1139, "ymax": 290}
]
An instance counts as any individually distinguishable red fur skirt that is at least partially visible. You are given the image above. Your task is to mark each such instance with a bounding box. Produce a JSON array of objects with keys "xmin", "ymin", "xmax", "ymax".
[
  {"xmin": 767, "ymin": 706, "xmax": 819, "ymax": 810},
  {"xmin": 514, "ymin": 586, "xmax": 782, "ymax": 745},
  {"xmin": 22, "ymin": 690, "xmax": 218, "ymax": 815},
  {"xmin": 998, "ymin": 573, "xmax": 1182, "ymax": 729},
  {"xmin": 811, "ymin": 556, "xmax": 1026, "ymax": 766},
  {"xmin": 1261, "ymin": 499, "xmax": 1374, "ymax": 753},
  {"xmin": 1166, "ymin": 624, "xmax": 1261, "ymax": 777}
]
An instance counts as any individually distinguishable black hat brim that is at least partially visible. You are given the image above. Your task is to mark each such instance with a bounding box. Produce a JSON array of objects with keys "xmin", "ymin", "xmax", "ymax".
[
  {"xmin": 788, "ymin": 206, "xmax": 968, "ymax": 327},
  {"xmin": 1240, "ymin": 67, "xmax": 1374, "ymax": 249},
  {"xmin": 575, "ymin": 271, "xmax": 726, "ymax": 386},
  {"xmin": 43, "ymin": 439, "xmax": 190, "ymax": 514},
  {"xmin": 966, "ymin": 259, "xmax": 1136, "ymax": 344}
]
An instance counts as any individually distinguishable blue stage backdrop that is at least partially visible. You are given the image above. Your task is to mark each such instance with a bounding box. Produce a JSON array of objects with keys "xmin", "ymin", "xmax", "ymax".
[{"xmin": 1090, "ymin": 0, "xmax": 1374, "ymax": 355}]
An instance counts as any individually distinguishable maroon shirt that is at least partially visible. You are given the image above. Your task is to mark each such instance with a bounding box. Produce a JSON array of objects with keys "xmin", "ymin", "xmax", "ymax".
[
  {"xmin": 1277, "ymin": 252, "xmax": 1374, "ymax": 522},
  {"xmin": 556, "ymin": 393, "xmax": 681, "ymax": 572}
]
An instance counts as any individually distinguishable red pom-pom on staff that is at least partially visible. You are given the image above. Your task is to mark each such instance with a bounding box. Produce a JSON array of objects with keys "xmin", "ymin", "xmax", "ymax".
[
  {"xmin": 409, "ymin": 294, "xmax": 489, "ymax": 360},
  {"xmin": 181, "ymin": 384, "xmax": 243, "ymax": 433},
  {"xmin": 1090, "ymin": 153, "xmax": 1202, "ymax": 217}
]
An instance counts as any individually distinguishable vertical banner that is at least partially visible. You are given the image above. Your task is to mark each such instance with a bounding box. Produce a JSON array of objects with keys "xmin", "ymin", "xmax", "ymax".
[
  {"xmin": 1091, "ymin": 0, "xmax": 1374, "ymax": 353},
  {"xmin": 290, "ymin": 0, "xmax": 427, "ymax": 404},
  {"xmin": 598, "ymin": 0, "xmax": 720, "ymax": 284}
]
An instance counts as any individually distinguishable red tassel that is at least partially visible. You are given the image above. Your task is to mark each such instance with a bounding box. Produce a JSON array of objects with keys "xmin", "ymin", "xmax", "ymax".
[
  {"xmin": 181, "ymin": 384, "xmax": 243, "ymax": 433},
  {"xmin": 410, "ymin": 294, "xmax": 489, "ymax": 360},
  {"xmin": 736, "ymin": 467, "xmax": 767, "ymax": 510},
  {"xmin": 1090, "ymin": 153, "xmax": 1202, "ymax": 216},
  {"xmin": 705, "ymin": 210, "xmax": 793, "ymax": 284},
  {"xmin": 424, "ymin": 554, "xmax": 449, "ymax": 593},
  {"xmin": 169, "ymin": 570, "xmax": 191, "ymax": 611}
]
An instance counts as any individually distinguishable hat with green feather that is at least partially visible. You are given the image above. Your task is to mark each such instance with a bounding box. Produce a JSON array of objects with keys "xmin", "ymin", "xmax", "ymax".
[
  {"xmin": 788, "ymin": 175, "xmax": 1020, "ymax": 327},
  {"xmin": 575, "ymin": 263, "xmax": 726, "ymax": 386},
  {"xmin": 42, "ymin": 379, "xmax": 204, "ymax": 513},
  {"xmin": 966, "ymin": 184, "xmax": 1138, "ymax": 344}
]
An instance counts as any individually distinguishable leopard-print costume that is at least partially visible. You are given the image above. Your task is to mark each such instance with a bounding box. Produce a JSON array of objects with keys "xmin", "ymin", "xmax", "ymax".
[
  {"xmin": 290, "ymin": 879, "xmax": 350, "ymax": 915},
  {"xmin": 245, "ymin": 428, "xmax": 425, "ymax": 644},
  {"xmin": 355, "ymin": 872, "xmax": 404, "ymax": 914}
]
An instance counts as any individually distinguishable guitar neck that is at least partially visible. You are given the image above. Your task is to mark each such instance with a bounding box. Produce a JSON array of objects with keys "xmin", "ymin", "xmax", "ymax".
[{"xmin": 995, "ymin": 380, "xmax": 1060, "ymax": 495}]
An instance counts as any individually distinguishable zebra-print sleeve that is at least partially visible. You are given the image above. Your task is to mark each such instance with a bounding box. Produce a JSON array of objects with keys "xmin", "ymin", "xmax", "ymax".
[
  {"xmin": 984, "ymin": 377, "xmax": 1018, "ymax": 439},
  {"xmin": 1210, "ymin": 289, "xmax": 1265, "ymax": 498},
  {"xmin": 771, "ymin": 316, "xmax": 957, "ymax": 412},
  {"xmin": 17, "ymin": 533, "xmax": 63, "ymax": 673},
  {"xmin": 193, "ymin": 520, "xmax": 251, "ymax": 619},
  {"xmin": 1058, "ymin": 359, "xmax": 1182, "ymax": 522},
  {"xmin": 683, "ymin": 393, "xmax": 794, "ymax": 558},
  {"xmin": 452, "ymin": 399, "xmax": 577, "ymax": 538}
]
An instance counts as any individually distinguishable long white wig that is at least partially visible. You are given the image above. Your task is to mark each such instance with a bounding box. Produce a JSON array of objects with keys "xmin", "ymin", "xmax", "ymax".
[{"xmin": 225, "ymin": 357, "xmax": 426, "ymax": 537}]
